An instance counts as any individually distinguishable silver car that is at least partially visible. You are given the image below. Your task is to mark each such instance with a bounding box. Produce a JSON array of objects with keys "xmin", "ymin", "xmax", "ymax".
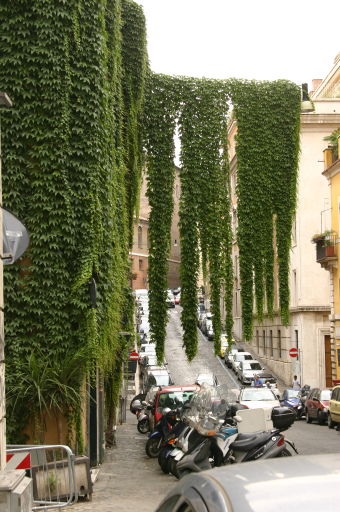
[
  {"xmin": 155, "ymin": 453, "xmax": 340, "ymax": 512},
  {"xmin": 237, "ymin": 359, "xmax": 263, "ymax": 384}
]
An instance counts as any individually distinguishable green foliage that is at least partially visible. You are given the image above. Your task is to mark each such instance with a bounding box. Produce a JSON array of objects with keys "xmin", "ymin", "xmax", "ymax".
[
  {"xmin": 0, "ymin": 0, "xmax": 146, "ymax": 445},
  {"xmin": 324, "ymin": 127, "xmax": 340, "ymax": 159},
  {"xmin": 144, "ymin": 75, "xmax": 301, "ymax": 355}
]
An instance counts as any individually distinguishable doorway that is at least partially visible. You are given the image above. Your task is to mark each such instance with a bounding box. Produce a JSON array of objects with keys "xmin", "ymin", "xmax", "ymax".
[{"xmin": 325, "ymin": 335, "xmax": 332, "ymax": 387}]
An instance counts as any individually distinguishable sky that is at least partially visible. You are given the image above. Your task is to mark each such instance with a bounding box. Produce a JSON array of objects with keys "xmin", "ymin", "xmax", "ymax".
[{"xmin": 135, "ymin": 0, "xmax": 340, "ymax": 89}]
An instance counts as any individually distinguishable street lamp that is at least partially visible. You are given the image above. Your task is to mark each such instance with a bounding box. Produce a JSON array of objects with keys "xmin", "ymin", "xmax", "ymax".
[{"xmin": 301, "ymin": 83, "xmax": 314, "ymax": 113}]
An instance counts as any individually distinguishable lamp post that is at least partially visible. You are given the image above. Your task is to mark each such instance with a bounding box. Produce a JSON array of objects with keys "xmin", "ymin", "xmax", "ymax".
[{"xmin": 0, "ymin": 92, "xmax": 13, "ymax": 470}]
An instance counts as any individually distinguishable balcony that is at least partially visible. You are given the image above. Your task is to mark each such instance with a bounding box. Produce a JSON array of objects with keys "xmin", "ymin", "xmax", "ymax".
[{"xmin": 312, "ymin": 233, "xmax": 337, "ymax": 270}]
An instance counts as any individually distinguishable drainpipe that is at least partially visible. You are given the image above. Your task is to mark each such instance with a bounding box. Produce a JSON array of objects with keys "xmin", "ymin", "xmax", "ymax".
[{"xmin": 329, "ymin": 268, "xmax": 337, "ymax": 384}]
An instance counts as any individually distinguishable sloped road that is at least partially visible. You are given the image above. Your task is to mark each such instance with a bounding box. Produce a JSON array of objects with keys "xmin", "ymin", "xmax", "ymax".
[{"xmin": 70, "ymin": 306, "xmax": 340, "ymax": 512}]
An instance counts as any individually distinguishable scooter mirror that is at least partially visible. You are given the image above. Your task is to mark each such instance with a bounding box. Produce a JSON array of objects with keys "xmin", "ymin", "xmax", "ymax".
[{"xmin": 234, "ymin": 415, "xmax": 243, "ymax": 423}]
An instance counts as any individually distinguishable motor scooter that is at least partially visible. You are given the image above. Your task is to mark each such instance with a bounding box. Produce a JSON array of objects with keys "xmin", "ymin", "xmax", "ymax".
[
  {"xmin": 176, "ymin": 406, "xmax": 298, "ymax": 478},
  {"xmin": 145, "ymin": 408, "xmax": 178, "ymax": 458}
]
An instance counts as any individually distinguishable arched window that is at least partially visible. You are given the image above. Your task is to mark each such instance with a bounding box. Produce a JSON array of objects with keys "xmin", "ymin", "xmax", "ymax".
[{"xmin": 138, "ymin": 225, "xmax": 143, "ymax": 248}]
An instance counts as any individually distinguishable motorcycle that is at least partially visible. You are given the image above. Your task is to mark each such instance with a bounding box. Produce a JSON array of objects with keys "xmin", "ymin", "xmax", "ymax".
[
  {"xmin": 280, "ymin": 388, "xmax": 304, "ymax": 419},
  {"xmin": 145, "ymin": 408, "xmax": 178, "ymax": 458},
  {"xmin": 173, "ymin": 385, "xmax": 298, "ymax": 479}
]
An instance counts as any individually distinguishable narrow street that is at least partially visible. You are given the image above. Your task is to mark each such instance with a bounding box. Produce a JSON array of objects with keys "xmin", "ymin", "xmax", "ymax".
[{"xmin": 71, "ymin": 306, "xmax": 340, "ymax": 512}]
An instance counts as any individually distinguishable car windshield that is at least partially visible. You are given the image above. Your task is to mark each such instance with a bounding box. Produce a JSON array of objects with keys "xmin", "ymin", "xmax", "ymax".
[
  {"xmin": 151, "ymin": 375, "xmax": 170, "ymax": 386},
  {"xmin": 158, "ymin": 391, "xmax": 195, "ymax": 411},
  {"xmin": 241, "ymin": 388, "xmax": 276, "ymax": 401},
  {"xmin": 286, "ymin": 389, "xmax": 300, "ymax": 399},
  {"xmin": 320, "ymin": 389, "xmax": 331, "ymax": 401},
  {"xmin": 248, "ymin": 362, "xmax": 262, "ymax": 371},
  {"xmin": 196, "ymin": 374, "xmax": 215, "ymax": 386}
]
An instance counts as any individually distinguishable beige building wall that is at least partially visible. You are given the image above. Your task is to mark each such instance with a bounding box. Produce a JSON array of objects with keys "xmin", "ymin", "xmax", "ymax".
[
  {"xmin": 228, "ymin": 54, "xmax": 340, "ymax": 387},
  {"xmin": 129, "ymin": 168, "xmax": 181, "ymax": 291}
]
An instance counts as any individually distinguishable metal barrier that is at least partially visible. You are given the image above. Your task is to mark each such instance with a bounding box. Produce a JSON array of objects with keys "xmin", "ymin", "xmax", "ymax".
[{"xmin": 7, "ymin": 444, "xmax": 78, "ymax": 510}]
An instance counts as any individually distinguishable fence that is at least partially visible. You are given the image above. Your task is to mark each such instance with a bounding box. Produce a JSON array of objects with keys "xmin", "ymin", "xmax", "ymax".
[{"xmin": 7, "ymin": 445, "xmax": 79, "ymax": 510}]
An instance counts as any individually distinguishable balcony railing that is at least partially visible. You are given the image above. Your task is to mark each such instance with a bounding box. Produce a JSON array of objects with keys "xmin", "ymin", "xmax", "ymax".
[{"xmin": 313, "ymin": 234, "xmax": 337, "ymax": 269}]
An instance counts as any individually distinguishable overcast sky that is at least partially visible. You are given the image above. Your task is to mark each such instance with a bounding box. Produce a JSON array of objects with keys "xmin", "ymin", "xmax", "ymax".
[{"xmin": 135, "ymin": 0, "xmax": 340, "ymax": 88}]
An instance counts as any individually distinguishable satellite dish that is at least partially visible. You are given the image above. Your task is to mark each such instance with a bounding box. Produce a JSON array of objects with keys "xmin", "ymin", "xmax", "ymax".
[{"xmin": 2, "ymin": 208, "xmax": 29, "ymax": 264}]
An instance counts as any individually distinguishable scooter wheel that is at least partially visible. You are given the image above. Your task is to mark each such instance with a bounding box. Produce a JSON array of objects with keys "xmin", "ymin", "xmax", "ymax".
[
  {"xmin": 137, "ymin": 418, "xmax": 149, "ymax": 434},
  {"xmin": 146, "ymin": 436, "xmax": 162, "ymax": 458},
  {"xmin": 169, "ymin": 457, "xmax": 179, "ymax": 479},
  {"xmin": 279, "ymin": 448, "xmax": 292, "ymax": 457}
]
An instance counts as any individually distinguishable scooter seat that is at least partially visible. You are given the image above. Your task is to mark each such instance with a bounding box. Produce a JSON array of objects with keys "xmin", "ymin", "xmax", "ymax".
[{"xmin": 230, "ymin": 430, "xmax": 277, "ymax": 451}]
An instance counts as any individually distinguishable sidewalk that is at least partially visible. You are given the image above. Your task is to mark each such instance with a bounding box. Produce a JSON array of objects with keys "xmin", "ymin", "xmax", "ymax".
[{"xmin": 70, "ymin": 380, "xmax": 176, "ymax": 512}]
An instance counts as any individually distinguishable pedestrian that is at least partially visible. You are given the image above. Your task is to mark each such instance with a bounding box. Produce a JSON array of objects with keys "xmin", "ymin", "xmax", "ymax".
[
  {"xmin": 292, "ymin": 375, "xmax": 301, "ymax": 390},
  {"xmin": 252, "ymin": 375, "xmax": 263, "ymax": 387}
]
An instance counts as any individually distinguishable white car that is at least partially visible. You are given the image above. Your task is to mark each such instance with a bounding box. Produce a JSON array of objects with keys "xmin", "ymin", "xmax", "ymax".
[
  {"xmin": 238, "ymin": 387, "xmax": 280, "ymax": 409},
  {"xmin": 195, "ymin": 373, "xmax": 219, "ymax": 387},
  {"xmin": 237, "ymin": 360, "xmax": 264, "ymax": 384},
  {"xmin": 231, "ymin": 351, "xmax": 254, "ymax": 373}
]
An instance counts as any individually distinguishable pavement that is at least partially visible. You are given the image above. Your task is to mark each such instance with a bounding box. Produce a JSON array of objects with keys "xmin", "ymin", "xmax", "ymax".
[{"xmin": 70, "ymin": 374, "xmax": 177, "ymax": 512}]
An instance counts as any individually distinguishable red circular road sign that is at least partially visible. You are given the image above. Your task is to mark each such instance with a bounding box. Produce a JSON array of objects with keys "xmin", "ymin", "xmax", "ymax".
[
  {"xmin": 289, "ymin": 348, "xmax": 298, "ymax": 358},
  {"xmin": 129, "ymin": 351, "xmax": 139, "ymax": 360}
]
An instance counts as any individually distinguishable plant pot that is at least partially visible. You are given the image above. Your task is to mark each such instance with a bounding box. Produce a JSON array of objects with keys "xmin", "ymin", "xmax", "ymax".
[{"xmin": 325, "ymin": 245, "xmax": 335, "ymax": 257}]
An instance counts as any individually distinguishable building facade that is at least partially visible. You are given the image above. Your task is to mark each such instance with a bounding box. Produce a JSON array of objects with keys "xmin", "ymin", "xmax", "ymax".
[
  {"xmin": 129, "ymin": 168, "xmax": 181, "ymax": 291},
  {"xmin": 229, "ymin": 54, "xmax": 340, "ymax": 388}
]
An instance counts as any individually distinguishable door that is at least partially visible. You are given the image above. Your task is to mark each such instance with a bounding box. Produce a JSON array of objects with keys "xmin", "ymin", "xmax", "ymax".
[{"xmin": 325, "ymin": 335, "xmax": 332, "ymax": 387}]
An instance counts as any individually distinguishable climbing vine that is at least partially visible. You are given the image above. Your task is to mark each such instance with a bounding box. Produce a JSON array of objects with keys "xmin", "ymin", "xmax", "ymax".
[
  {"xmin": 144, "ymin": 75, "xmax": 301, "ymax": 355},
  {"xmin": 0, "ymin": 0, "xmax": 147, "ymax": 447}
]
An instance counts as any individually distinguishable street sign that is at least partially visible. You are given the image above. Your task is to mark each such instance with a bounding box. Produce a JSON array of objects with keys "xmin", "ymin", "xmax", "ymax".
[
  {"xmin": 129, "ymin": 351, "xmax": 139, "ymax": 361},
  {"xmin": 289, "ymin": 348, "xmax": 298, "ymax": 358}
]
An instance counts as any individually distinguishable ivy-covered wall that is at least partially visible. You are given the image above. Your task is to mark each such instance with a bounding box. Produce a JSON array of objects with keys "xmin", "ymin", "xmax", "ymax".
[
  {"xmin": 144, "ymin": 75, "xmax": 301, "ymax": 359},
  {"xmin": 0, "ymin": 0, "xmax": 147, "ymax": 446}
]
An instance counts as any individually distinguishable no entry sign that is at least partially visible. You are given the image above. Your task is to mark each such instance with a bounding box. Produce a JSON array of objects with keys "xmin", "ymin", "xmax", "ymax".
[
  {"xmin": 129, "ymin": 351, "xmax": 139, "ymax": 361},
  {"xmin": 289, "ymin": 348, "xmax": 298, "ymax": 358}
]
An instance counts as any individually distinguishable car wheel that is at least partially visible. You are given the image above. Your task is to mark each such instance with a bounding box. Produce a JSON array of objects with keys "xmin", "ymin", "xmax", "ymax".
[
  {"xmin": 317, "ymin": 411, "xmax": 326, "ymax": 426},
  {"xmin": 328, "ymin": 413, "xmax": 336, "ymax": 429},
  {"xmin": 305, "ymin": 411, "xmax": 312, "ymax": 423}
]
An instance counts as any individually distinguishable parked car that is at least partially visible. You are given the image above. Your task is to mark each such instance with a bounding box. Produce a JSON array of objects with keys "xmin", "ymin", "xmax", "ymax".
[
  {"xmin": 224, "ymin": 347, "xmax": 244, "ymax": 368},
  {"xmin": 258, "ymin": 370, "xmax": 277, "ymax": 384},
  {"xmin": 236, "ymin": 360, "xmax": 263, "ymax": 384},
  {"xmin": 198, "ymin": 311, "xmax": 208, "ymax": 330},
  {"xmin": 231, "ymin": 351, "xmax": 254, "ymax": 373},
  {"xmin": 195, "ymin": 373, "xmax": 219, "ymax": 387},
  {"xmin": 143, "ymin": 369, "xmax": 174, "ymax": 393},
  {"xmin": 328, "ymin": 385, "xmax": 340, "ymax": 428},
  {"xmin": 174, "ymin": 293, "xmax": 181, "ymax": 305},
  {"xmin": 206, "ymin": 321, "xmax": 214, "ymax": 341},
  {"xmin": 237, "ymin": 386, "xmax": 280, "ymax": 409},
  {"xmin": 151, "ymin": 384, "xmax": 199, "ymax": 425},
  {"xmin": 166, "ymin": 289, "xmax": 175, "ymax": 308},
  {"xmin": 201, "ymin": 312, "xmax": 213, "ymax": 335},
  {"xmin": 219, "ymin": 335, "xmax": 229, "ymax": 358},
  {"xmin": 156, "ymin": 452, "xmax": 340, "ymax": 512},
  {"xmin": 305, "ymin": 387, "xmax": 331, "ymax": 424}
]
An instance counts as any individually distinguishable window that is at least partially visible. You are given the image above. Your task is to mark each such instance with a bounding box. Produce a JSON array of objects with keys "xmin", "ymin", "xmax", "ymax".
[
  {"xmin": 338, "ymin": 349, "xmax": 340, "ymax": 366},
  {"xmin": 256, "ymin": 330, "xmax": 259, "ymax": 352},
  {"xmin": 278, "ymin": 330, "xmax": 282, "ymax": 359},
  {"xmin": 139, "ymin": 259, "xmax": 143, "ymax": 270},
  {"xmin": 270, "ymin": 330, "xmax": 273, "ymax": 357},
  {"xmin": 138, "ymin": 225, "xmax": 143, "ymax": 248},
  {"xmin": 263, "ymin": 330, "xmax": 266, "ymax": 355},
  {"xmin": 295, "ymin": 330, "xmax": 299, "ymax": 360}
]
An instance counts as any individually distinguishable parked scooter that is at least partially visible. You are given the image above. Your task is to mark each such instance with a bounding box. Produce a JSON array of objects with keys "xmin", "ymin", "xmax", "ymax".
[
  {"xmin": 145, "ymin": 408, "xmax": 178, "ymax": 458},
  {"xmin": 280, "ymin": 388, "xmax": 304, "ymax": 419},
  {"xmin": 174, "ymin": 385, "xmax": 298, "ymax": 479}
]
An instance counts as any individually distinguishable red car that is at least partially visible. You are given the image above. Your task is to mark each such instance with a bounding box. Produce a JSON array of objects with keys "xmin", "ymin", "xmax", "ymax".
[
  {"xmin": 152, "ymin": 384, "xmax": 199, "ymax": 424},
  {"xmin": 305, "ymin": 387, "xmax": 332, "ymax": 424}
]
